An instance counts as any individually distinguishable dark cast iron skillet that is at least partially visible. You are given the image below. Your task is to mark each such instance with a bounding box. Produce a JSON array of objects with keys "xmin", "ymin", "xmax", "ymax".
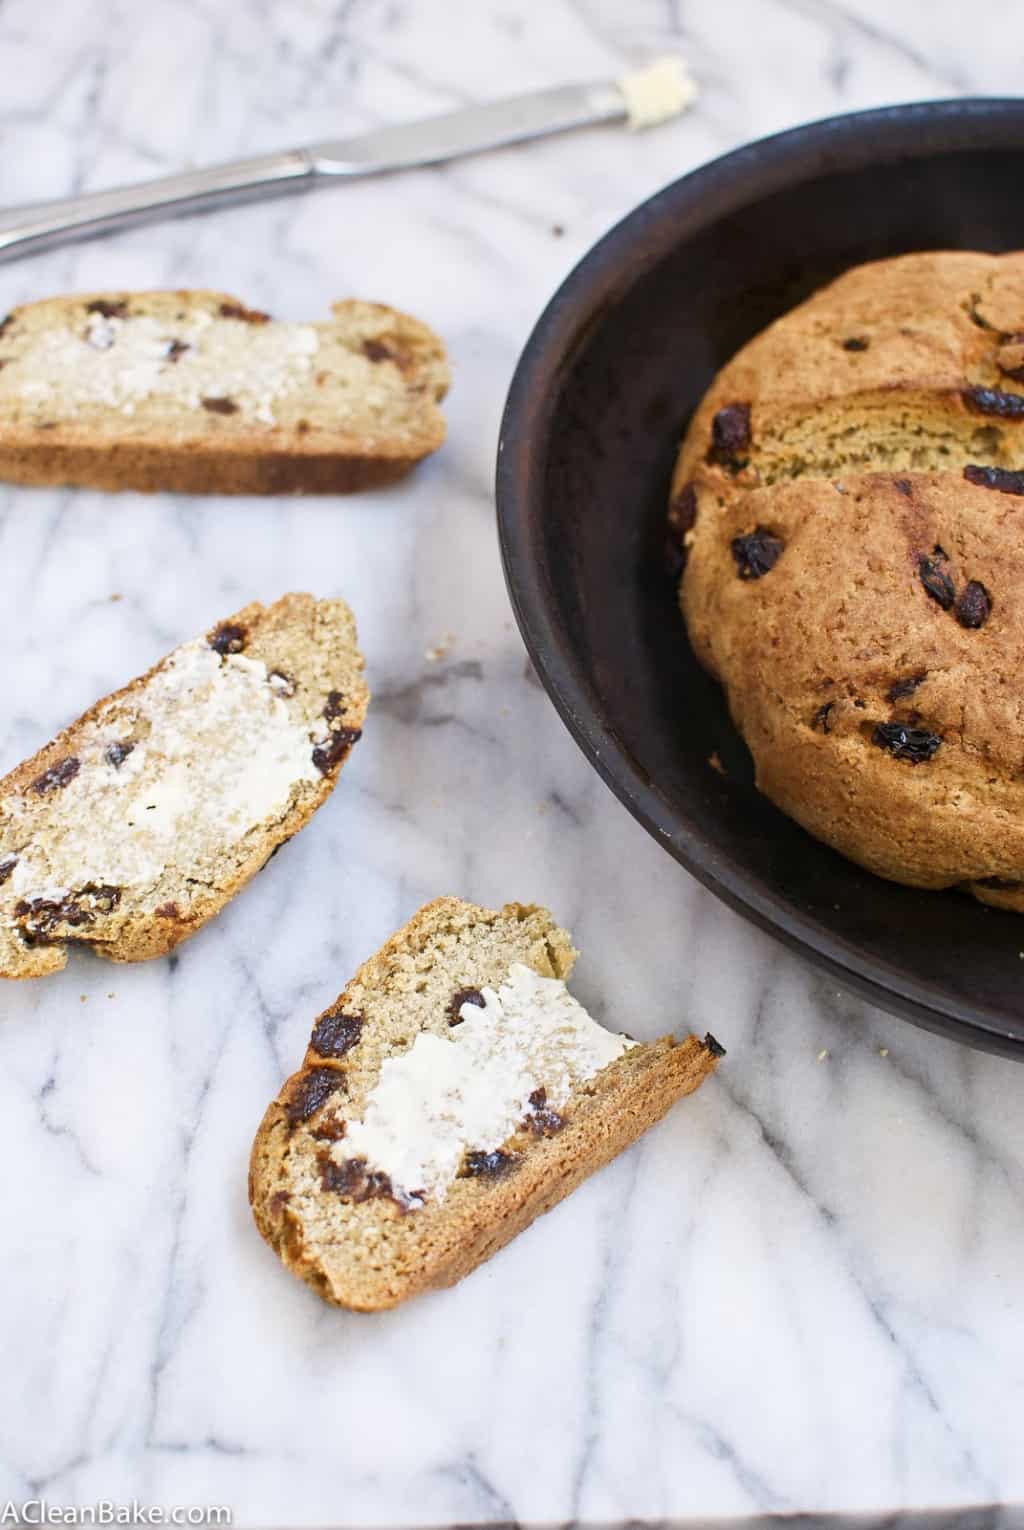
[{"xmin": 497, "ymin": 99, "xmax": 1024, "ymax": 1059}]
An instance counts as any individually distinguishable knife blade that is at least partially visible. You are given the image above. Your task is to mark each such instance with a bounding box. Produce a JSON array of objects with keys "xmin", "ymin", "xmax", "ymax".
[{"xmin": 0, "ymin": 79, "xmax": 629, "ymax": 262}]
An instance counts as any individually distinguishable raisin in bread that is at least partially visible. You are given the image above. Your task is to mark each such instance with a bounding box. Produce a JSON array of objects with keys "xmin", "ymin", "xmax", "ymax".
[
  {"xmin": 671, "ymin": 250, "xmax": 1024, "ymax": 907},
  {"xmin": 249, "ymin": 897, "xmax": 723, "ymax": 1311},
  {"xmin": 683, "ymin": 469, "xmax": 1024, "ymax": 906},
  {"xmin": 0, "ymin": 292, "xmax": 448, "ymax": 493},
  {"xmin": 0, "ymin": 593, "xmax": 368, "ymax": 978},
  {"xmin": 670, "ymin": 250, "xmax": 1024, "ymax": 512}
]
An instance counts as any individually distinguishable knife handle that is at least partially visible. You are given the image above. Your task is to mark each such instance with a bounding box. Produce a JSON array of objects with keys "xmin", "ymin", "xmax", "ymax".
[{"xmin": 0, "ymin": 150, "xmax": 316, "ymax": 261}]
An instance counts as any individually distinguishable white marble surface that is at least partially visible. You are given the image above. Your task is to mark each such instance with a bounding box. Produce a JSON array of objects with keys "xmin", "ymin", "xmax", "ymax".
[{"xmin": 2, "ymin": 1, "xmax": 1024, "ymax": 1526}]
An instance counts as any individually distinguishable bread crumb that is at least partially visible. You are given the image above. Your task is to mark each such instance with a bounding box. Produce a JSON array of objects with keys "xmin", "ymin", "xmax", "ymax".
[
  {"xmin": 80, "ymin": 994, "xmax": 87, "ymax": 1003},
  {"xmin": 425, "ymin": 631, "xmax": 455, "ymax": 662},
  {"xmin": 110, "ymin": 593, "xmax": 122, "ymax": 602},
  {"xmin": 708, "ymin": 751, "xmax": 725, "ymax": 776},
  {"xmin": 879, "ymin": 1047, "xmax": 889, "ymax": 1057},
  {"xmin": 552, "ymin": 224, "xmax": 565, "ymax": 238},
  {"xmin": 817, "ymin": 1048, "xmax": 829, "ymax": 1062}
]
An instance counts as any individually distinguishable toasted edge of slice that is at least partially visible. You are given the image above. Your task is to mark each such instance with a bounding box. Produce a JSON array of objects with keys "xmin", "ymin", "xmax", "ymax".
[
  {"xmin": 0, "ymin": 593, "xmax": 368, "ymax": 978},
  {"xmin": 0, "ymin": 293, "xmax": 449, "ymax": 494},
  {"xmin": 249, "ymin": 896, "xmax": 722, "ymax": 1311}
]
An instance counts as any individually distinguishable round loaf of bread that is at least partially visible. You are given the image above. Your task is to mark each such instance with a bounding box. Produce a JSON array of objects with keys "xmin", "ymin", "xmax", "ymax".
[{"xmin": 673, "ymin": 251, "xmax": 1024, "ymax": 909}]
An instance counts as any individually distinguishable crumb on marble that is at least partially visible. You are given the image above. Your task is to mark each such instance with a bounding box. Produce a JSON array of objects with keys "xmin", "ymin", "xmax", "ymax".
[
  {"xmin": 80, "ymin": 994, "xmax": 87, "ymax": 1003},
  {"xmin": 817, "ymin": 1048, "xmax": 829, "ymax": 1062},
  {"xmin": 425, "ymin": 631, "xmax": 455, "ymax": 662},
  {"xmin": 552, "ymin": 223, "xmax": 565, "ymax": 237},
  {"xmin": 110, "ymin": 593, "xmax": 122, "ymax": 602},
  {"xmin": 879, "ymin": 1047, "xmax": 889, "ymax": 1057}
]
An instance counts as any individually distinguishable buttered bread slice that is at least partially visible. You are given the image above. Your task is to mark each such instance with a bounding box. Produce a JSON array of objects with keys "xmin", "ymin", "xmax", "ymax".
[
  {"xmin": 0, "ymin": 291, "xmax": 448, "ymax": 493},
  {"xmin": 0, "ymin": 593, "xmax": 368, "ymax": 978},
  {"xmin": 249, "ymin": 898, "xmax": 723, "ymax": 1311}
]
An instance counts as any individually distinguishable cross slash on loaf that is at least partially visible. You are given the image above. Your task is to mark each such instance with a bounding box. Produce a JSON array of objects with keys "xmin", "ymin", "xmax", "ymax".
[
  {"xmin": 0, "ymin": 593, "xmax": 368, "ymax": 978},
  {"xmin": 0, "ymin": 291, "xmax": 449, "ymax": 493},
  {"xmin": 250, "ymin": 897, "xmax": 724, "ymax": 1311}
]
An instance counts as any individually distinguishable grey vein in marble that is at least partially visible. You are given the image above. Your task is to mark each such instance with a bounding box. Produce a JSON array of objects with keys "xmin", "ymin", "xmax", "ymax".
[{"xmin": 1, "ymin": 1, "xmax": 1024, "ymax": 1528}]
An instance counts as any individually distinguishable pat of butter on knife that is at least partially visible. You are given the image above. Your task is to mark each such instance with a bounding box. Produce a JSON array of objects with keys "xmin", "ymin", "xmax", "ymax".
[{"xmin": 618, "ymin": 55, "xmax": 698, "ymax": 130}]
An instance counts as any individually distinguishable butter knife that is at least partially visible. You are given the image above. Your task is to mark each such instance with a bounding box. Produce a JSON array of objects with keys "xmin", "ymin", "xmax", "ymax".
[{"xmin": 0, "ymin": 61, "xmax": 694, "ymax": 263}]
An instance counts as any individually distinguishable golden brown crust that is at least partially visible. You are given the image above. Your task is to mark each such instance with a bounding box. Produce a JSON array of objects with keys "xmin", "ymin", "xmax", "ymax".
[
  {"xmin": 0, "ymin": 292, "xmax": 448, "ymax": 494},
  {"xmin": 249, "ymin": 898, "xmax": 720, "ymax": 1311},
  {"xmin": 0, "ymin": 441, "xmax": 428, "ymax": 495},
  {"xmin": 682, "ymin": 469, "xmax": 1024, "ymax": 898},
  {"xmin": 0, "ymin": 593, "xmax": 368, "ymax": 977},
  {"xmin": 671, "ymin": 251, "xmax": 1024, "ymax": 500},
  {"xmin": 673, "ymin": 251, "xmax": 1024, "ymax": 908}
]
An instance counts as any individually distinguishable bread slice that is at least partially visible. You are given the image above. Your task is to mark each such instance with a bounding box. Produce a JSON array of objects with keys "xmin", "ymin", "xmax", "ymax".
[
  {"xmin": 0, "ymin": 291, "xmax": 448, "ymax": 493},
  {"xmin": 249, "ymin": 897, "xmax": 722, "ymax": 1311},
  {"xmin": 0, "ymin": 593, "xmax": 368, "ymax": 978}
]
